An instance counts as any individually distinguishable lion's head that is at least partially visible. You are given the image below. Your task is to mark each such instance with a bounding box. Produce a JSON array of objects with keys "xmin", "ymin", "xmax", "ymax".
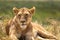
[{"xmin": 13, "ymin": 7, "xmax": 35, "ymax": 30}]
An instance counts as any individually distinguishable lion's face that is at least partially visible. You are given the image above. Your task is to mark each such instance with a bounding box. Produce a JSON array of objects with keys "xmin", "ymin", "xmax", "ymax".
[{"xmin": 13, "ymin": 7, "xmax": 35, "ymax": 30}]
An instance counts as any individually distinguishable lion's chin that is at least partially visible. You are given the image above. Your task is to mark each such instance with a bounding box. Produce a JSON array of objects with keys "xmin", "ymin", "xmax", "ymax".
[{"xmin": 20, "ymin": 24, "xmax": 27, "ymax": 30}]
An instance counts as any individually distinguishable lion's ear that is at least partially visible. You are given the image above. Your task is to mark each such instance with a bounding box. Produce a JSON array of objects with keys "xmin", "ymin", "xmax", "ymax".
[
  {"xmin": 30, "ymin": 7, "xmax": 35, "ymax": 14},
  {"xmin": 13, "ymin": 7, "xmax": 19, "ymax": 15}
]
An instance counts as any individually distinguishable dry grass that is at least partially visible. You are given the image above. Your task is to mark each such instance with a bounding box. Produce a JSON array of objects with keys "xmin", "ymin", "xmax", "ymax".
[{"xmin": 0, "ymin": 18, "xmax": 60, "ymax": 40}]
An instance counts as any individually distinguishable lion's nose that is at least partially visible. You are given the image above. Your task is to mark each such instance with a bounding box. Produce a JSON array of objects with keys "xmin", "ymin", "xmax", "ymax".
[{"xmin": 21, "ymin": 20, "xmax": 25, "ymax": 23}]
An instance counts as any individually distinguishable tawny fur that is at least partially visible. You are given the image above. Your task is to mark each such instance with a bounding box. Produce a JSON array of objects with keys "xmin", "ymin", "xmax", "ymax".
[{"xmin": 5, "ymin": 7, "xmax": 57, "ymax": 40}]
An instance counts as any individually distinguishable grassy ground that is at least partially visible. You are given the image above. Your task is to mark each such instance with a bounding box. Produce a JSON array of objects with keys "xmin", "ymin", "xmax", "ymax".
[{"xmin": 0, "ymin": 1, "xmax": 60, "ymax": 40}]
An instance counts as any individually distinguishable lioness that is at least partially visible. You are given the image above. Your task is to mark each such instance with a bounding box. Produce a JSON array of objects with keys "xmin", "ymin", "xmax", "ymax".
[{"xmin": 5, "ymin": 7, "xmax": 57, "ymax": 40}]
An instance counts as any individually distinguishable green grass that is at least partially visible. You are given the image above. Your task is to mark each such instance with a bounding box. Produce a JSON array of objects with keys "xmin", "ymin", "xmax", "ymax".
[{"xmin": 0, "ymin": 1, "xmax": 60, "ymax": 21}]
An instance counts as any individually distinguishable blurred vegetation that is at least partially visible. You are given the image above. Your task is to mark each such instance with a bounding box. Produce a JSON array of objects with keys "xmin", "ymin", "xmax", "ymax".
[
  {"xmin": 0, "ymin": 1, "xmax": 60, "ymax": 40},
  {"xmin": 0, "ymin": 1, "xmax": 60, "ymax": 22}
]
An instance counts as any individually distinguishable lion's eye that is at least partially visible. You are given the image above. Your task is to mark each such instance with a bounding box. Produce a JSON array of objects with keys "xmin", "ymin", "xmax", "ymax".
[
  {"xmin": 24, "ymin": 14, "xmax": 28, "ymax": 18},
  {"xmin": 18, "ymin": 14, "xmax": 21, "ymax": 17},
  {"xmin": 25, "ymin": 14, "xmax": 28, "ymax": 16}
]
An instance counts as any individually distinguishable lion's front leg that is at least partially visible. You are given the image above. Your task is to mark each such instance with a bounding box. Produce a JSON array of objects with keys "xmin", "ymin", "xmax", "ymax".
[
  {"xmin": 9, "ymin": 34, "xmax": 18, "ymax": 40},
  {"xmin": 9, "ymin": 25, "xmax": 18, "ymax": 40},
  {"xmin": 26, "ymin": 35, "xmax": 34, "ymax": 40},
  {"xmin": 25, "ymin": 32, "xmax": 35, "ymax": 40}
]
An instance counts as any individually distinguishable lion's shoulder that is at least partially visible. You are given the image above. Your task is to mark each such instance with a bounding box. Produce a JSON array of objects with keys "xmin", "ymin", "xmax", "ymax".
[{"xmin": 31, "ymin": 22, "xmax": 42, "ymax": 27}]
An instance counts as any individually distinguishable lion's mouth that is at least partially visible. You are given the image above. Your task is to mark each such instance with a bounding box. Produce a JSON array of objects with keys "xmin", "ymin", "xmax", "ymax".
[
  {"xmin": 22, "ymin": 23, "xmax": 26, "ymax": 25},
  {"xmin": 21, "ymin": 23, "xmax": 27, "ymax": 26},
  {"xmin": 20, "ymin": 23, "xmax": 27, "ymax": 30}
]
